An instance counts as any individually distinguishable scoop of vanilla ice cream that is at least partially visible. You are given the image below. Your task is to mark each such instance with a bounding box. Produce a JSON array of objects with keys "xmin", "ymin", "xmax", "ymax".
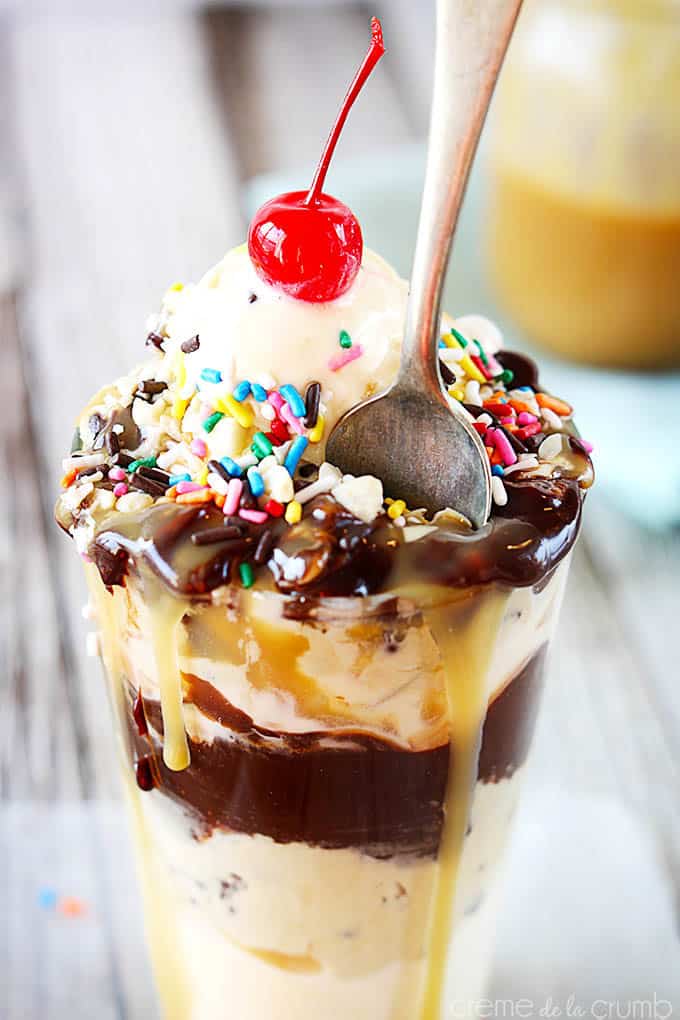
[{"xmin": 159, "ymin": 245, "xmax": 408, "ymax": 446}]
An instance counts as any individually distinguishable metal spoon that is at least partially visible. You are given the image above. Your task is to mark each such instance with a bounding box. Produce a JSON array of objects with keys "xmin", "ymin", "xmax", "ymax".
[{"xmin": 326, "ymin": 0, "xmax": 523, "ymax": 527}]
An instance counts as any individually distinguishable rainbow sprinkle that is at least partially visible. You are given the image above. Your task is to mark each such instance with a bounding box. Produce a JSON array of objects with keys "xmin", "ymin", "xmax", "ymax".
[
  {"xmin": 284, "ymin": 436, "xmax": 308, "ymax": 476},
  {"xmin": 328, "ymin": 345, "xmax": 364, "ymax": 372},
  {"xmin": 202, "ymin": 411, "xmax": 224, "ymax": 433},
  {"xmin": 223, "ymin": 478, "xmax": 243, "ymax": 516},
  {"xmin": 239, "ymin": 508, "xmax": 268, "ymax": 525},
  {"xmin": 279, "ymin": 384, "xmax": 306, "ymax": 419},
  {"xmin": 239, "ymin": 561, "xmax": 254, "ymax": 587},
  {"xmin": 247, "ymin": 467, "xmax": 265, "ymax": 497},
  {"xmin": 200, "ymin": 367, "xmax": 222, "ymax": 384},
  {"xmin": 219, "ymin": 457, "xmax": 242, "ymax": 478},
  {"xmin": 279, "ymin": 402, "xmax": 304, "ymax": 435}
]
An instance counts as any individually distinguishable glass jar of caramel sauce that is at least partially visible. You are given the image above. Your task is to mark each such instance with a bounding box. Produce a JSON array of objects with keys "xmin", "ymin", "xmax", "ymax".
[{"xmin": 487, "ymin": 0, "xmax": 680, "ymax": 369}]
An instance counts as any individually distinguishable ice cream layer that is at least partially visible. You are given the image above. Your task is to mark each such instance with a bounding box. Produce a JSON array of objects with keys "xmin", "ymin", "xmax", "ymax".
[{"xmin": 107, "ymin": 563, "xmax": 565, "ymax": 753}]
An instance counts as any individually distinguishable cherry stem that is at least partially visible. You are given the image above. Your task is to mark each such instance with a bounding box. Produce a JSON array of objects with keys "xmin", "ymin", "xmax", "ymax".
[{"xmin": 305, "ymin": 17, "xmax": 385, "ymax": 206}]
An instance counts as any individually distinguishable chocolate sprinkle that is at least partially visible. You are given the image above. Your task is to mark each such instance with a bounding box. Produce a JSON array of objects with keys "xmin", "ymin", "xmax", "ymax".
[
  {"xmin": 248, "ymin": 293, "xmax": 258, "ymax": 304},
  {"xmin": 239, "ymin": 479, "xmax": 257, "ymax": 510},
  {"xmin": 254, "ymin": 529, "xmax": 275, "ymax": 565},
  {"xmin": 501, "ymin": 425, "xmax": 529, "ymax": 456},
  {"xmin": 130, "ymin": 472, "xmax": 167, "ymax": 497},
  {"xmin": 223, "ymin": 516, "xmax": 244, "ymax": 529},
  {"xmin": 191, "ymin": 526, "xmax": 244, "ymax": 547},
  {"xmin": 304, "ymin": 381, "xmax": 321, "ymax": 429},
  {"xmin": 137, "ymin": 465, "xmax": 171, "ymax": 486},
  {"xmin": 463, "ymin": 403, "xmax": 529, "ymax": 455},
  {"xmin": 152, "ymin": 506, "xmax": 203, "ymax": 558},
  {"xmin": 112, "ymin": 451, "xmax": 135, "ymax": 469},
  {"xmin": 207, "ymin": 459, "xmax": 231, "ymax": 485},
  {"xmin": 181, "ymin": 334, "xmax": 200, "ymax": 354}
]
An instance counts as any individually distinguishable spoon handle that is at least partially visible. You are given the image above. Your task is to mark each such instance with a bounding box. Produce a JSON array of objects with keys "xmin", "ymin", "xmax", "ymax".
[{"xmin": 398, "ymin": 0, "xmax": 523, "ymax": 396}]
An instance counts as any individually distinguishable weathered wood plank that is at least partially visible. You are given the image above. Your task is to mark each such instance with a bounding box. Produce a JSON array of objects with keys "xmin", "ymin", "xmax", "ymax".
[
  {"xmin": 585, "ymin": 498, "xmax": 680, "ymax": 749},
  {"xmin": 0, "ymin": 12, "xmax": 85, "ymax": 802},
  {"xmin": 0, "ymin": 802, "xmax": 157, "ymax": 1020},
  {"xmin": 528, "ymin": 511, "xmax": 680, "ymax": 909},
  {"xmin": 9, "ymin": 11, "xmax": 245, "ymax": 798},
  {"xmin": 5, "ymin": 12, "xmax": 246, "ymax": 1014},
  {"xmin": 0, "ymin": 294, "xmax": 86, "ymax": 802}
]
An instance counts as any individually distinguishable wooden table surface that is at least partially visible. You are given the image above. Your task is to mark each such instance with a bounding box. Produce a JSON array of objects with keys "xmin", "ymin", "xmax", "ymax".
[{"xmin": 1, "ymin": 5, "xmax": 679, "ymax": 1018}]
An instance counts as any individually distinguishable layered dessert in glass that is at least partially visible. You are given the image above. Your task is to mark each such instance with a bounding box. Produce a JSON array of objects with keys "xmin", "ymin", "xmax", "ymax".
[
  {"xmin": 56, "ymin": 19, "xmax": 592, "ymax": 1019},
  {"xmin": 56, "ymin": 243, "xmax": 591, "ymax": 1019}
]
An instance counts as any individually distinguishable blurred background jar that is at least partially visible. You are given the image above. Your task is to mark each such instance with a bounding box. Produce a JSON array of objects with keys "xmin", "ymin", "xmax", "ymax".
[{"xmin": 486, "ymin": 0, "xmax": 680, "ymax": 370}]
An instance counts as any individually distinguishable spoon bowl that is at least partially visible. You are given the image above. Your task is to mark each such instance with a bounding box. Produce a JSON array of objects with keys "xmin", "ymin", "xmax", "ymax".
[
  {"xmin": 326, "ymin": 382, "xmax": 491, "ymax": 525},
  {"xmin": 326, "ymin": 0, "xmax": 523, "ymax": 528}
]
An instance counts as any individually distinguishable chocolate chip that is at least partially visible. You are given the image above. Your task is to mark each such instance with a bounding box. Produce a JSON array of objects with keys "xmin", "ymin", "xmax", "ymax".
[
  {"xmin": 146, "ymin": 332, "xmax": 165, "ymax": 351},
  {"xmin": 91, "ymin": 537, "xmax": 129, "ymax": 587},
  {"xmin": 139, "ymin": 379, "xmax": 168, "ymax": 396},
  {"xmin": 496, "ymin": 350, "xmax": 539, "ymax": 390},
  {"xmin": 438, "ymin": 359, "xmax": 456, "ymax": 386},
  {"xmin": 181, "ymin": 334, "xmax": 200, "ymax": 354},
  {"xmin": 297, "ymin": 462, "xmax": 318, "ymax": 480}
]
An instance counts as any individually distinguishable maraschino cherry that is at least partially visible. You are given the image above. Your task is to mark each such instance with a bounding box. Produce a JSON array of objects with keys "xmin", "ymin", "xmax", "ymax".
[{"xmin": 248, "ymin": 17, "xmax": 385, "ymax": 304}]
